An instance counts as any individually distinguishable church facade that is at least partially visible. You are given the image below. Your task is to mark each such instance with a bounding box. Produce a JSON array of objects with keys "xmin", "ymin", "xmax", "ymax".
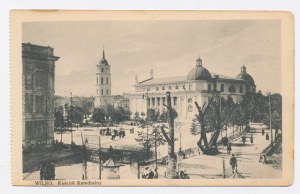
[{"xmin": 129, "ymin": 57, "xmax": 256, "ymax": 122}]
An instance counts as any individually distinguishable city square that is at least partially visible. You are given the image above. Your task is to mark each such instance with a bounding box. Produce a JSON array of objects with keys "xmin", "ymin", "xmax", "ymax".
[{"xmin": 21, "ymin": 18, "xmax": 283, "ymax": 181}]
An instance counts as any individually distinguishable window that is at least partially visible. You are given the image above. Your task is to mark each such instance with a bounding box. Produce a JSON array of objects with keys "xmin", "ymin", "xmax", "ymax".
[
  {"xmin": 101, "ymin": 89, "xmax": 103, "ymax": 95},
  {"xmin": 208, "ymin": 84, "xmax": 211, "ymax": 91},
  {"xmin": 97, "ymin": 89, "xmax": 98, "ymax": 95},
  {"xmin": 175, "ymin": 85, "xmax": 179, "ymax": 89},
  {"xmin": 220, "ymin": 84, "xmax": 224, "ymax": 92},
  {"xmin": 169, "ymin": 86, "xmax": 172, "ymax": 90},
  {"xmin": 101, "ymin": 68, "xmax": 104, "ymax": 73},
  {"xmin": 152, "ymin": 98, "xmax": 155, "ymax": 106},
  {"xmin": 188, "ymin": 98, "xmax": 193, "ymax": 103},
  {"xmin": 35, "ymin": 95, "xmax": 44, "ymax": 113},
  {"xmin": 107, "ymin": 89, "xmax": 109, "ymax": 95},
  {"xmin": 156, "ymin": 87, "xmax": 159, "ymax": 91},
  {"xmin": 162, "ymin": 97, "xmax": 166, "ymax": 105},
  {"xmin": 147, "ymin": 98, "xmax": 150, "ymax": 107},
  {"xmin": 101, "ymin": 77, "xmax": 103, "ymax": 84},
  {"xmin": 106, "ymin": 77, "xmax": 109, "ymax": 84},
  {"xmin": 214, "ymin": 82, "xmax": 217, "ymax": 91},
  {"xmin": 183, "ymin": 85, "xmax": 186, "ymax": 90},
  {"xmin": 229, "ymin": 85, "xmax": 236, "ymax": 93},
  {"xmin": 97, "ymin": 77, "xmax": 98, "ymax": 84},
  {"xmin": 173, "ymin": 97, "xmax": 177, "ymax": 106},
  {"xmin": 240, "ymin": 85, "xmax": 243, "ymax": 93},
  {"xmin": 162, "ymin": 86, "xmax": 165, "ymax": 90},
  {"xmin": 25, "ymin": 93, "xmax": 33, "ymax": 113},
  {"xmin": 188, "ymin": 104, "xmax": 193, "ymax": 112}
]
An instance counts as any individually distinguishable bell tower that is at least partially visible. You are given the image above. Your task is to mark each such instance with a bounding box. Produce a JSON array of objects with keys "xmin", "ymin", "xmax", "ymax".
[{"xmin": 95, "ymin": 49, "xmax": 112, "ymax": 107}]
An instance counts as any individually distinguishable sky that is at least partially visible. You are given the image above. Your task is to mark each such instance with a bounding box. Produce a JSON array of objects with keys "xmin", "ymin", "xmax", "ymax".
[{"xmin": 23, "ymin": 20, "xmax": 281, "ymax": 97}]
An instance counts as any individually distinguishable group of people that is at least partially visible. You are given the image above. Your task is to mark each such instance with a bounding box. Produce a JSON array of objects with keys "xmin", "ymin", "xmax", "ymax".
[
  {"xmin": 40, "ymin": 159, "xmax": 55, "ymax": 180},
  {"xmin": 99, "ymin": 127, "xmax": 126, "ymax": 140},
  {"xmin": 241, "ymin": 134, "xmax": 254, "ymax": 145},
  {"xmin": 174, "ymin": 170, "xmax": 190, "ymax": 179},
  {"xmin": 142, "ymin": 167, "xmax": 159, "ymax": 179}
]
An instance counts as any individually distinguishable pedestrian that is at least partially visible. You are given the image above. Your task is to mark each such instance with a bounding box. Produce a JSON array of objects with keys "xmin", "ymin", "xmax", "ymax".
[
  {"xmin": 40, "ymin": 160, "xmax": 46, "ymax": 180},
  {"xmin": 262, "ymin": 154, "xmax": 267, "ymax": 164},
  {"xmin": 111, "ymin": 131, "xmax": 115, "ymax": 140},
  {"xmin": 154, "ymin": 168, "xmax": 159, "ymax": 179},
  {"xmin": 227, "ymin": 142, "xmax": 232, "ymax": 154},
  {"xmin": 174, "ymin": 172, "xmax": 180, "ymax": 179},
  {"xmin": 266, "ymin": 133, "xmax": 269, "ymax": 140},
  {"xmin": 242, "ymin": 136, "xmax": 246, "ymax": 145},
  {"xmin": 250, "ymin": 134, "xmax": 254, "ymax": 144},
  {"xmin": 262, "ymin": 128, "xmax": 265, "ymax": 136},
  {"xmin": 49, "ymin": 160, "xmax": 55, "ymax": 180},
  {"xmin": 143, "ymin": 166, "xmax": 150, "ymax": 179},
  {"xmin": 148, "ymin": 169, "xmax": 154, "ymax": 179},
  {"xmin": 229, "ymin": 154, "xmax": 237, "ymax": 174},
  {"xmin": 198, "ymin": 147, "xmax": 201, "ymax": 155}
]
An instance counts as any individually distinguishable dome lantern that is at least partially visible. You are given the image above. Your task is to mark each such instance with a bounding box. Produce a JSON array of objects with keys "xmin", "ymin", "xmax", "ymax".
[
  {"xmin": 187, "ymin": 57, "xmax": 212, "ymax": 81},
  {"xmin": 236, "ymin": 65, "xmax": 255, "ymax": 85},
  {"xmin": 196, "ymin": 57, "xmax": 202, "ymax": 67}
]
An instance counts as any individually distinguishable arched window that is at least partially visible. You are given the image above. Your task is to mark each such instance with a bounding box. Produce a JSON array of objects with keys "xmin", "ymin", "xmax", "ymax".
[
  {"xmin": 229, "ymin": 85, "xmax": 236, "ymax": 93},
  {"xmin": 188, "ymin": 98, "xmax": 193, "ymax": 103},
  {"xmin": 220, "ymin": 84, "xmax": 224, "ymax": 92},
  {"xmin": 156, "ymin": 87, "xmax": 159, "ymax": 91},
  {"xmin": 175, "ymin": 85, "xmax": 179, "ymax": 89},
  {"xmin": 240, "ymin": 85, "xmax": 243, "ymax": 93},
  {"xmin": 169, "ymin": 86, "xmax": 172, "ymax": 90},
  {"xmin": 188, "ymin": 104, "xmax": 193, "ymax": 112}
]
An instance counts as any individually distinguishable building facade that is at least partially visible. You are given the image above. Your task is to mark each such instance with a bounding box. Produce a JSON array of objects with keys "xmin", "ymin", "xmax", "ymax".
[
  {"xmin": 22, "ymin": 43, "xmax": 59, "ymax": 147},
  {"xmin": 129, "ymin": 57, "xmax": 256, "ymax": 122},
  {"xmin": 94, "ymin": 50, "xmax": 112, "ymax": 107}
]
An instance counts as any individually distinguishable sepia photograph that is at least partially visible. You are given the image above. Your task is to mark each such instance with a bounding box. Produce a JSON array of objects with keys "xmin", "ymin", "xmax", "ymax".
[{"xmin": 10, "ymin": 10, "xmax": 294, "ymax": 186}]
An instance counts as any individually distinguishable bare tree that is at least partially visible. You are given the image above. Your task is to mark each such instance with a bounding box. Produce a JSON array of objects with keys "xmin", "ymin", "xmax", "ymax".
[
  {"xmin": 194, "ymin": 95, "xmax": 235, "ymax": 155},
  {"xmin": 160, "ymin": 92, "xmax": 177, "ymax": 178}
]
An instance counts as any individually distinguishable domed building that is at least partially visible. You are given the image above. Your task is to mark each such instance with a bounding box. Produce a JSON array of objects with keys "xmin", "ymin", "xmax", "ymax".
[{"xmin": 129, "ymin": 57, "xmax": 256, "ymax": 121}]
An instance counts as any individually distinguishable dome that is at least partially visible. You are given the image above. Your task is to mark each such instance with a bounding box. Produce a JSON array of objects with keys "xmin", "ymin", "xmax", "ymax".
[
  {"xmin": 236, "ymin": 65, "xmax": 255, "ymax": 85},
  {"xmin": 187, "ymin": 57, "xmax": 212, "ymax": 81}
]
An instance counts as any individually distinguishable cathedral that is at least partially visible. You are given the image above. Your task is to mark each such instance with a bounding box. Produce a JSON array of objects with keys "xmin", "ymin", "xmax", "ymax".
[
  {"xmin": 94, "ymin": 49, "xmax": 112, "ymax": 107},
  {"xmin": 129, "ymin": 57, "xmax": 256, "ymax": 122}
]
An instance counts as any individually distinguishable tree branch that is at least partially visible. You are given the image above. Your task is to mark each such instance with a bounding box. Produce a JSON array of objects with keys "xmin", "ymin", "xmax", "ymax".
[{"xmin": 160, "ymin": 126, "xmax": 171, "ymax": 144}]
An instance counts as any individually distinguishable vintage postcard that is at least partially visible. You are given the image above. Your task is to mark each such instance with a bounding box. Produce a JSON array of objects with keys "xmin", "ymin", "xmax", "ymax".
[{"xmin": 11, "ymin": 10, "xmax": 294, "ymax": 186}]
